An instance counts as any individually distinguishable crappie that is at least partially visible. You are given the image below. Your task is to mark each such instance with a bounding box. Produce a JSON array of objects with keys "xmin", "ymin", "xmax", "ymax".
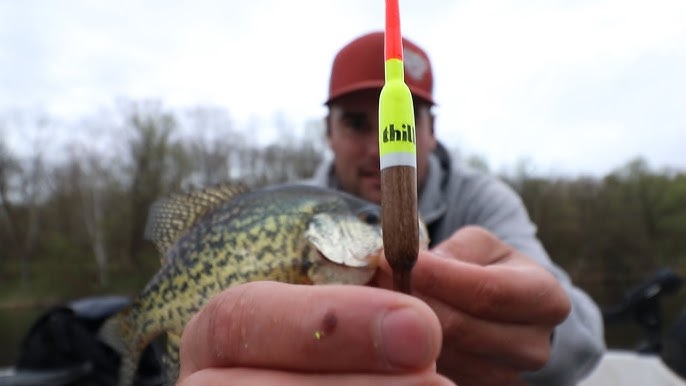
[{"xmin": 99, "ymin": 183, "xmax": 393, "ymax": 386}]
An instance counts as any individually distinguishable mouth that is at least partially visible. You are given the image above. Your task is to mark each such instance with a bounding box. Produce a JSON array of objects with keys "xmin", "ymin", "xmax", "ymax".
[{"xmin": 359, "ymin": 168, "xmax": 381, "ymax": 183}]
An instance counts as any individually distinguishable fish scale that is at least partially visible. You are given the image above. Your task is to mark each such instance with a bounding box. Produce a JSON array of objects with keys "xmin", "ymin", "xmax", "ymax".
[{"xmin": 98, "ymin": 183, "xmax": 394, "ymax": 386}]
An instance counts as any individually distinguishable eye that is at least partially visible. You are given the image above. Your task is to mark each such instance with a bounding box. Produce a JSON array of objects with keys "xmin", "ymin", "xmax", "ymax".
[
  {"xmin": 358, "ymin": 207, "xmax": 381, "ymax": 225},
  {"xmin": 341, "ymin": 113, "xmax": 372, "ymax": 135}
]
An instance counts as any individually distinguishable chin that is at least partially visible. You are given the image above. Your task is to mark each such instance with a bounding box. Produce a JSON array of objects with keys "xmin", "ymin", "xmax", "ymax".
[{"xmin": 361, "ymin": 189, "xmax": 382, "ymax": 204}]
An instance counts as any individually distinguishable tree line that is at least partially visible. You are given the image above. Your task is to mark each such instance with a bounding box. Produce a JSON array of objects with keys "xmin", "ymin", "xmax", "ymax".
[{"xmin": 1, "ymin": 100, "xmax": 685, "ymax": 312}]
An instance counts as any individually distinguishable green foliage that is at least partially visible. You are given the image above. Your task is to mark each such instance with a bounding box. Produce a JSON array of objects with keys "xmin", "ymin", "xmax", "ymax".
[
  {"xmin": 0, "ymin": 101, "xmax": 327, "ymax": 299},
  {"xmin": 1, "ymin": 103, "xmax": 685, "ymax": 354},
  {"xmin": 504, "ymin": 157, "xmax": 686, "ymax": 307}
]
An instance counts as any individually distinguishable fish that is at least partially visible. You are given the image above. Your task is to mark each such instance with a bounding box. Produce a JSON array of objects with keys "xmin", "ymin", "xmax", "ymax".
[{"xmin": 98, "ymin": 183, "xmax": 428, "ymax": 386}]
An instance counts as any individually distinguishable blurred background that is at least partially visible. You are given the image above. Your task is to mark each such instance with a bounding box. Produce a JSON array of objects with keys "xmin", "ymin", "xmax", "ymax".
[{"xmin": 1, "ymin": 0, "xmax": 685, "ymax": 366}]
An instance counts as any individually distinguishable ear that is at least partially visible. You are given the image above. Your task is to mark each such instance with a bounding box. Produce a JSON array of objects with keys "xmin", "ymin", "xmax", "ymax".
[
  {"xmin": 325, "ymin": 114, "xmax": 332, "ymax": 138},
  {"xmin": 427, "ymin": 116, "xmax": 437, "ymax": 151},
  {"xmin": 325, "ymin": 114, "xmax": 334, "ymax": 148},
  {"xmin": 428, "ymin": 111, "xmax": 436, "ymax": 137},
  {"xmin": 419, "ymin": 107, "xmax": 437, "ymax": 151}
]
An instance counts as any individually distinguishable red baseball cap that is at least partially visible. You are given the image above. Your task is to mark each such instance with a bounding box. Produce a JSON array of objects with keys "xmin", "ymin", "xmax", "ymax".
[{"xmin": 326, "ymin": 31, "xmax": 434, "ymax": 105}]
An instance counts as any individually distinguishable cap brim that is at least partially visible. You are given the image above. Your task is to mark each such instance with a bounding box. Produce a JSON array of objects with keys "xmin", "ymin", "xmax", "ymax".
[{"xmin": 325, "ymin": 81, "xmax": 435, "ymax": 106}]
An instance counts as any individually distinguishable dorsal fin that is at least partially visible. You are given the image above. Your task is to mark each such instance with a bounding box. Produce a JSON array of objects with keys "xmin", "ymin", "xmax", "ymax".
[{"xmin": 144, "ymin": 182, "xmax": 250, "ymax": 261}]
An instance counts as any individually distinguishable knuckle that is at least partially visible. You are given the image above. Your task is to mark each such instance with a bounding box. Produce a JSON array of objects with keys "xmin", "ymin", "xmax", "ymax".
[
  {"xmin": 439, "ymin": 353, "xmax": 521, "ymax": 386},
  {"xmin": 536, "ymin": 275, "xmax": 572, "ymax": 323},
  {"xmin": 551, "ymin": 290, "xmax": 572, "ymax": 320},
  {"xmin": 441, "ymin": 311, "xmax": 472, "ymax": 345},
  {"xmin": 520, "ymin": 330, "xmax": 553, "ymax": 371},
  {"xmin": 429, "ymin": 374, "xmax": 461, "ymax": 386},
  {"xmin": 525, "ymin": 346, "xmax": 551, "ymax": 371},
  {"xmin": 471, "ymin": 278, "xmax": 506, "ymax": 316}
]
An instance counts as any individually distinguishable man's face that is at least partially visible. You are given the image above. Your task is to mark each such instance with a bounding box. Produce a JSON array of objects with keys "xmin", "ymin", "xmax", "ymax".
[{"xmin": 326, "ymin": 89, "xmax": 437, "ymax": 204}]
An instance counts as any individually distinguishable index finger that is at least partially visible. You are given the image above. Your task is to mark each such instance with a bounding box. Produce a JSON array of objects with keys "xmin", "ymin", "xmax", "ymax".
[
  {"xmin": 415, "ymin": 227, "xmax": 570, "ymax": 324},
  {"xmin": 374, "ymin": 226, "xmax": 570, "ymax": 323},
  {"xmin": 177, "ymin": 281, "xmax": 442, "ymax": 380},
  {"xmin": 413, "ymin": 253, "xmax": 568, "ymax": 324}
]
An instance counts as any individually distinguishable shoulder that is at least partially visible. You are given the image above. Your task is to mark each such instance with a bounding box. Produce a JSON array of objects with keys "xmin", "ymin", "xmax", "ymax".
[
  {"xmin": 427, "ymin": 150, "xmax": 526, "ymax": 222},
  {"xmin": 437, "ymin": 156, "xmax": 541, "ymax": 246},
  {"xmin": 297, "ymin": 158, "xmax": 334, "ymax": 188},
  {"xmin": 420, "ymin": 149, "xmax": 534, "ymax": 245},
  {"xmin": 423, "ymin": 143, "xmax": 523, "ymax": 212},
  {"xmin": 450, "ymin": 163, "xmax": 524, "ymax": 212}
]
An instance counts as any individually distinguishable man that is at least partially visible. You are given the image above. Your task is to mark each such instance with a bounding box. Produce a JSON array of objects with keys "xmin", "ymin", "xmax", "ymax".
[{"xmin": 175, "ymin": 32, "xmax": 605, "ymax": 386}]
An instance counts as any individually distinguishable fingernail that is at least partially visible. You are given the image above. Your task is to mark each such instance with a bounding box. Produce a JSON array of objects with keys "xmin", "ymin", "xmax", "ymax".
[{"xmin": 380, "ymin": 307, "xmax": 432, "ymax": 368}]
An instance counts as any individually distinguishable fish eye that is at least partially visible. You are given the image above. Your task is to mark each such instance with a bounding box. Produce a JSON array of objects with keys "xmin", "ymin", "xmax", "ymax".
[{"xmin": 358, "ymin": 207, "xmax": 381, "ymax": 225}]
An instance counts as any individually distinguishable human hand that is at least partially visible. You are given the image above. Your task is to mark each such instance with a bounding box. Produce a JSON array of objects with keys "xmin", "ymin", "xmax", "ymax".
[
  {"xmin": 175, "ymin": 281, "xmax": 455, "ymax": 386},
  {"xmin": 374, "ymin": 225, "xmax": 572, "ymax": 386}
]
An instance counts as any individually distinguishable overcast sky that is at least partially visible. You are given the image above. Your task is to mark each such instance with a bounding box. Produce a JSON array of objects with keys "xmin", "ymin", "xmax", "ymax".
[{"xmin": 1, "ymin": 0, "xmax": 685, "ymax": 176}]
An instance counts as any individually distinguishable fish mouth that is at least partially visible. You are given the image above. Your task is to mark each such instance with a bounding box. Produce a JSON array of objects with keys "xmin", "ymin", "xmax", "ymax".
[
  {"xmin": 317, "ymin": 245, "xmax": 383, "ymax": 268},
  {"xmin": 304, "ymin": 211, "xmax": 383, "ymax": 284},
  {"xmin": 307, "ymin": 245, "xmax": 382, "ymax": 285},
  {"xmin": 304, "ymin": 212, "xmax": 383, "ymax": 268}
]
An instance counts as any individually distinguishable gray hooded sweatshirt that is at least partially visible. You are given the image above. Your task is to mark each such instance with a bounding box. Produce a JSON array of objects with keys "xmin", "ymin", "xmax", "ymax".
[{"xmin": 301, "ymin": 143, "xmax": 606, "ymax": 385}]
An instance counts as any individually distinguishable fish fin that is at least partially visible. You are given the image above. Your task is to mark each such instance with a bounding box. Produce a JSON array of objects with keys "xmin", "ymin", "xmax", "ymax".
[
  {"xmin": 144, "ymin": 182, "xmax": 251, "ymax": 261},
  {"xmin": 98, "ymin": 307, "xmax": 142, "ymax": 386},
  {"xmin": 163, "ymin": 332, "xmax": 182, "ymax": 385}
]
